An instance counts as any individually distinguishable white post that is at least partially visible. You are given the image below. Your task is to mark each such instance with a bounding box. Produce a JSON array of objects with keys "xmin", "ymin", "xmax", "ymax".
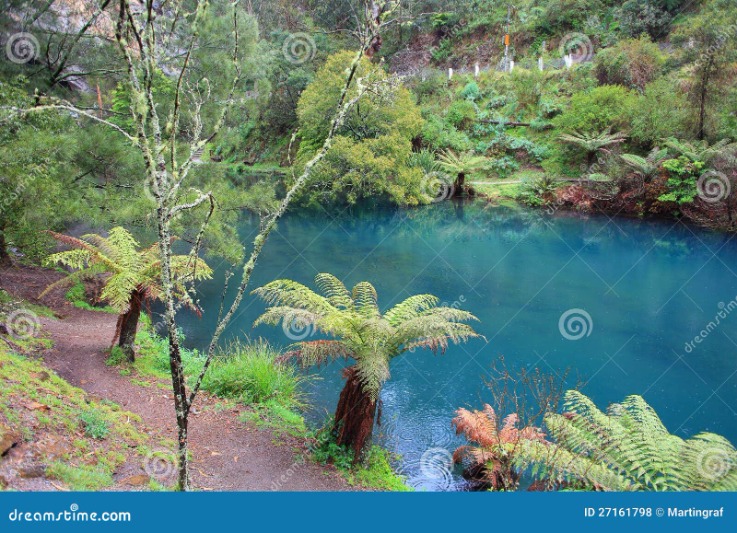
[
  {"xmin": 538, "ymin": 57, "xmax": 544, "ymax": 71},
  {"xmin": 564, "ymin": 54, "xmax": 572, "ymax": 69},
  {"xmin": 448, "ymin": 67, "xmax": 453, "ymax": 80},
  {"xmin": 509, "ymin": 60, "xmax": 514, "ymax": 72},
  {"xmin": 474, "ymin": 62, "xmax": 480, "ymax": 77}
]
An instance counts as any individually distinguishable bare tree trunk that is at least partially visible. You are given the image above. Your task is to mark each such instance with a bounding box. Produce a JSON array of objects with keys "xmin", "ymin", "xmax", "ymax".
[
  {"xmin": 117, "ymin": 288, "xmax": 142, "ymax": 362},
  {"xmin": 333, "ymin": 366, "xmax": 378, "ymax": 464}
]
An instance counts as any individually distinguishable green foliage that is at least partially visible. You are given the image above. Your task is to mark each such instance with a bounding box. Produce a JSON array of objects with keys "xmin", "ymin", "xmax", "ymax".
[
  {"xmin": 79, "ymin": 409, "xmax": 110, "ymax": 440},
  {"xmin": 460, "ymin": 81, "xmax": 481, "ymax": 101},
  {"xmin": 553, "ymin": 85, "xmax": 636, "ymax": 135},
  {"xmin": 253, "ymin": 273, "xmax": 480, "ymax": 400},
  {"xmin": 518, "ymin": 391, "xmax": 737, "ymax": 491},
  {"xmin": 446, "ymin": 100, "xmax": 477, "ymax": 130},
  {"xmin": 309, "ymin": 422, "xmax": 411, "ymax": 491},
  {"xmin": 593, "ymin": 37, "xmax": 664, "ymax": 90},
  {"xmin": 47, "ymin": 462, "xmax": 113, "ymax": 491},
  {"xmin": 630, "ymin": 78, "xmax": 690, "ymax": 146},
  {"xmin": 421, "ymin": 113, "xmax": 472, "ymax": 152},
  {"xmin": 42, "ymin": 227, "xmax": 212, "ymax": 313},
  {"xmin": 201, "ymin": 340, "xmax": 307, "ymax": 407},
  {"xmin": 657, "ymin": 156, "xmax": 704, "ymax": 204},
  {"xmin": 295, "ymin": 51, "xmax": 424, "ymax": 207}
]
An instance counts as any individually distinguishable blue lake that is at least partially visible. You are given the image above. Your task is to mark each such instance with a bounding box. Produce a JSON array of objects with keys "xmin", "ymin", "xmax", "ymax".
[{"xmin": 175, "ymin": 202, "xmax": 737, "ymax": 490}]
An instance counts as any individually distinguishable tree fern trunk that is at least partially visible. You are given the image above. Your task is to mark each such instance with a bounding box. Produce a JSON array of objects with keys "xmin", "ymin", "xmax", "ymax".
[
  {"xmin": 453, "ymin": 172, "xmax": 466, "ymax": 198},
  {"xmin": 118, "ymin": 289, "xmax": 142, "ymax": 363},
  {"xmin": 333, "ymin": 365, "xmax": 377, "ymax": 464}
]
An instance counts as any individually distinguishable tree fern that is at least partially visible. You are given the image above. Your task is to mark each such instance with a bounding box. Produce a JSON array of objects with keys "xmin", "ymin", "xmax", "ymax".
[
  {"xmin": 254, "ymin": 273, "xmax": 480, "ymax": 462},
  {"xmin": 42, "ymin": 227, "xmax": 212, "ymax": 359},
  {"xmin": 517, "ymin": 391, "xmax": 737, "ymax": 491}
]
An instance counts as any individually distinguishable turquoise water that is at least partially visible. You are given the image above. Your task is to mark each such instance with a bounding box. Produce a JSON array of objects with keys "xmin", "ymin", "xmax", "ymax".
[{"xmin": 175, "ymin": 202, "xmax": 737, "ymax": 490}]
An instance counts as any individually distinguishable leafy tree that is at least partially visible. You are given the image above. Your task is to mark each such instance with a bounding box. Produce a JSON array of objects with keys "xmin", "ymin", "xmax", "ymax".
[
  {"xmin": 42, "ymin": 227, "xmax": 211, "ymax": 361},
  {"xmin": 615, "ymin": 0, "xmax": 684, "ymax": 39},
  {"xmin": 630, "ymin": 78, "xmax": 690, "ymax": 147},
  {"xmin": 297, "ymin": 51, "xmax": 422, "ymax": 151},
  {"xmin": 0, "ymin": 79, "xmax": 80, "ymax": 264},
  {"xmin": 520, "ymin": 391, "xmax": 737, "ymax": 491},
  {"xmin": 254, "ymin": 273, "xmax": 480, "ymax": 462},
  {"xmin": 671, "ymin": 0, "xmax": 737, "ymax": 140}
]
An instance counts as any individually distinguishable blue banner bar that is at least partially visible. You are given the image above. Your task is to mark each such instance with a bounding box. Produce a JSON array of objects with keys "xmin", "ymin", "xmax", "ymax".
[{"xmin": 2, "ymin": 492, "xmax": 736, "ymax": 532}]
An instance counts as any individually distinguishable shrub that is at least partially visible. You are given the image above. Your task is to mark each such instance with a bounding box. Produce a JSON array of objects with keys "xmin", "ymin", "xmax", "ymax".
[
  {"xmin": 446, "ymin": 100, "xmax": 477, "ymax": 130},
  {"xmin": 553, "ymin": 85, "xmax": 636, "ymax": 134},
  {"xmin": 631, "ymin": 77, "xmax": 690, "ymax": 146},
  {"xmin": 201, "ymin": 340, "xmax": 306, "ymax": 407},
  {"xmin": 593, "ymin": 37, "xmax": 664, "ymax": 90},
  {"xmin": 459, "ymin": 81, "xmax": 481, "ymax": 101}
]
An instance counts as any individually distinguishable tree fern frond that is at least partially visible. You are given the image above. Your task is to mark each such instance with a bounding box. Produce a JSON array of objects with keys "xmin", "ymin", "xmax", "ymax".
[
  {"xmin": 315, "ymin": 273, "xmax": 353, "ymax": 309},
  {"xmin": 282, "ymin": 339, "xmax": 355, "ymax": 368},
  {"xmin": 351, "ymin": 281, "xmax": 379, "ymax": 318}
]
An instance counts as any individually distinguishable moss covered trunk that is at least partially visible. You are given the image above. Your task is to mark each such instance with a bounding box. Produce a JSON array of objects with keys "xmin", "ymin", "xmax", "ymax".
[{"xmin": 333, "ymin": 365, "xmax": 377, "ymax": 464}]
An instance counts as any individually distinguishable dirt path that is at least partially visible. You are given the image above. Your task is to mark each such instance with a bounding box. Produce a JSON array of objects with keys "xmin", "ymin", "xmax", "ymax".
[{"xmin": 1, "ymin": 265, "xmax": 350, "ymax": 491}]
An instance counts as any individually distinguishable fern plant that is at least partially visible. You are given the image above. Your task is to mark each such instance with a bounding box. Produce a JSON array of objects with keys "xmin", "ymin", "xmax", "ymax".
[
  {"xmin": 42, "ymin": 227, "xmax": 211, "ymax": 361},
  {"xmin": 559, "ymin": 129, "xmax": 627, "ymax": 167},
  {"xmin": 517, "ymin": 391, "xmax": 737, "ymax": 491},
  {"xmin": 253, "ymin": 273, "xmax": 480, "ymax": 463},
  {"xmin": 452, "ymin": 405, "xmax": 546, "ymax": 491},
  {"xmin": 664, "ymin": 137, "xmax": 734, "ymax": 166},
  {"xmin": 620, "ymin": 146, "xmax": 669, "ymax": 182},
  {"xmin": 436, "ymin": 149, "xmax": 490, "ymax": 197}
]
